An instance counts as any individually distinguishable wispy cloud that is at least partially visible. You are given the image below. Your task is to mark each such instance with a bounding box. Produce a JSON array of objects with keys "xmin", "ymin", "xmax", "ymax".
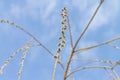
[
  {"xmin": 10, "ymin": 4, "xmax": 21, "ymax": 19},
  {"xmin": 90, "ymin": 0, "xmax": 120, "ymax": 39},
  {"xmin": 65, "ymin": 0, "xmax": 120, "ymax": 32},
  {"xmin": 9, "ymin": 0, "xmax": 58, "ymax": 21},
  {"xmin": 40, "ymin": 0, "xmax": 57, "ymax": 20},
  {"xmin": 72, "ymin": 0, "xmax": 88, "ymax": 12},
  {"xmin": 87, "ymin": 0, "xmax": 119, "ymax": 31}
]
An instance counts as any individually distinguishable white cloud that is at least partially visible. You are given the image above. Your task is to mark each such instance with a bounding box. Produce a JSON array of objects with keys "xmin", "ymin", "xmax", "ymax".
[
  {"xmin": 72, "ymin": 0, "xmax": 88, "ymax": 12},
  {"xmin": 41, "ymin": 0, "xmax": 57, "ymax": 20},
  {"xmin": 26, "ymin": 0, "xmax": 40, "ymax": 8},
  {"xmin": 68, "ymin": 0, "xmax": 120, "ymax": 32},
  {"xmin": 9, "ymin": 0, "xmax": 57, "ymax": 21},
  {"xmin": 89, "ymin": 4, "xmax": 108, "ymax": 31},
  {"xmin": 88, "ymin": 0, "xmax": 119, "ymax": 31}
]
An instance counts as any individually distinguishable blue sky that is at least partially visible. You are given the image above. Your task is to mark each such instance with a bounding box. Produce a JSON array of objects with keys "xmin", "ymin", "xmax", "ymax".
[{"xmin": 0, "ymin": 0, "xmax": 120, "ymax": 80}]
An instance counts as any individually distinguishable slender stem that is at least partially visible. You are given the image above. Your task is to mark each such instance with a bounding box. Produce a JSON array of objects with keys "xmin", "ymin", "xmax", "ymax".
[
  {"xmin": 67, "ymin": 66, "xmax": 111, "ymax": 78},
  {"xmin": 73, "ymin": 0, "xmax": 103, "ymax": 50},
  {"xmin": 112, "ymin": 69, "xmax": 120, "ymax": 80},
  {"xmin": 0, "ymin": 19, "xmax": 54, "ymax": 57},
  {"xmin": 104, "ymin": 68, "xmax": 117, "ymax": 80},
  {"xmin": 52, "ymin": 56, "xmax": 59, "ymax": 80},
  {"xmin": 63, "ymin": 1, "xmax": 104, "ymax": 80},
  {"xmin": 64, "ymin": 50, "xmax": 74, "ymax": 80},
  {"xmin": 74, "ymin": 36, "xmax": 120, "ymax": 54},
  {"xmin": 67, "ymin": 16, "xmax": 73, "ymax": 48}
]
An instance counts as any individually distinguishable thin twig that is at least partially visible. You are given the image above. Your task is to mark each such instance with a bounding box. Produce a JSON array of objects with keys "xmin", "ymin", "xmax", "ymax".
[
  {"xmin": 63, "ymin": 0, "xmax": 104, "ymax": 79},
  {"xmin": 73, "ymin": 0, "xmax": 104, "ymax": 50},
  {"xmin": 67, "ymin": 16, "xmax": 73, "ymax": 48},
  {"xmin": 0, "ymin": 19, "xmax": 54, "ymax": 57},
  {"xmin": 0, "ymin": 47, "xmax": 23, "ymax": 74},
  {"xmin": 108, "ymin": 44, "xmax": 120, "ymax": 50},
  {"xmin": 67, "ymin": 66, "xmax": 111, "ymax": 78},
  {"xmin": 52, "ymin": 55, "xmax": 60, "ymax": 80},
  {"xmin": 0, "ymin": 40, "xmax": 32, "ymax": 74},
  {"xmin": 74, "ymin": 36, "xmax": 120, "ymax": 54},
  {"xmin": 18, "ymin": 40, "xmax": 31, "ymax": 80},
  {"xmin": 72, "ymin": 58, "xmax": 116, "ymax": 65},
  {"xmin": 112, "ymin": 69, "xmax": 120, "ymax": 80},
  {"xmin": 29, "ymin": 43, "xmax": 65, "ymax": 70},
  {"xmin": 104, "ymin": 68, "xmax": 117, "ymax": 80}
]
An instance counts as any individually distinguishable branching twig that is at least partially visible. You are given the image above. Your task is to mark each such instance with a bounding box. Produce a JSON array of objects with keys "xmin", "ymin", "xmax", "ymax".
[
  {"xmin": 67, "ymin": 15, "xmax": 73, "ymax": 48},
  {"xmin": 52, "ymin": 54, "xmax": 60, "ymax": 80},
  {"xmin": 111, "ymin": 69, "xmax": 120, "ymax": 80},
  {"xmin": 52, "ymin": 7, "xmax": 68, "ymax": 80},
  {"xmin": 73, "ymin": 0, "xmax": 104, "ymax": 50},
  {"xmin": 0, "ymin": 19, "xmax": 54, "ymax": 57},
  {"xmin": 74, "ymin": 36, "xmax": 120, "ymax": 54},
  {"xmin": 18, "ymin": 40, "xmax": 32, "ymax": 80},
  {"xmin": 72, "ymin": 58, "xmax": 116, "ymax": 65},
  {"xmin": 67, "ymin": 66, "xmax": 112, "ymax": 78},
  {"xmin": 0, "ymin": 40, "xmax": 32, "ymax": 75},
  {"xmin": 64, "ymin": 0, "xmax": 104, "ymax": 79}
]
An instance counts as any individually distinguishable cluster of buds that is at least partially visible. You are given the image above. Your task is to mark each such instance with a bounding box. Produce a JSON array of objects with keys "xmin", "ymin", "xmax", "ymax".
[
  {"xmin": 0, "ymin": 47, "xmax": 24, "ymax": 75},
  {"xmin": 0, "ymin": 19, "xmax": 24, "ymax": 32},
  {"xmin": 0, "ymin": 19, "xmax": 14, "ymax": 25},
  {"xmin": 0, "ymin": 39, "xmax": 32, "ymax": 80},
  {"xmin": 54, "ymin": 7, "xmax": 68, "ymax": 62},
  {"xmin": 18, "ymin": 39, "xmax": 32, "ymax": 80}
]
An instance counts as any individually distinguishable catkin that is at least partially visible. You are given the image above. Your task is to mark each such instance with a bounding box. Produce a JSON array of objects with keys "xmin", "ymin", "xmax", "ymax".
[{"xmin": 55, "ymin": 7, "xmax": 68, "ymax": 62}]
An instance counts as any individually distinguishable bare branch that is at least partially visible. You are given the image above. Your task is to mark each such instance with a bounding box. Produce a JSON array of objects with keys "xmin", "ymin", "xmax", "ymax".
[
  {"xmin": 73, "ymin": 0, "xmax": 104, "ymax": 50},
  {"xmin": 111, "ymin": 69, "xmax": 120, "ymax": 80},
  {"xmin": 0, "ymin": 19, "xmax": 54, "ymax": 57},
  {"xmin": 104, "ymin": 68, "xmax": 117, "ymax": 80},
  {"xmin": 67, "ymin": 66, "xmax": 112, "ymax": 78},
  {"xmin": 72, "ymin": 58, "xmax": 116, "ymax": 65},
  {"xmin": 67, "ymin": 15, "xmax": 73, "ymax": 48},
  {"xmin": 0, "ymin": 40, "xmax": 32, "ymax": 74},
  {"xmin": 52, "ymin": 55, "xmax": 60, "ymax": 80},
  {"xmin": 108, "ymin": 44, "xmax": 120, "ymax": 50},
  {"xmin": 18, "ymin": 40, "xmax": 32, "ymax": 80},
  {"xmin": 64, "ymin": 0, "xmax": 104, "ymax": 79},
  {"xmin": 74, "ymin": 36, "xmax": 120, "ymax": 54}
]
